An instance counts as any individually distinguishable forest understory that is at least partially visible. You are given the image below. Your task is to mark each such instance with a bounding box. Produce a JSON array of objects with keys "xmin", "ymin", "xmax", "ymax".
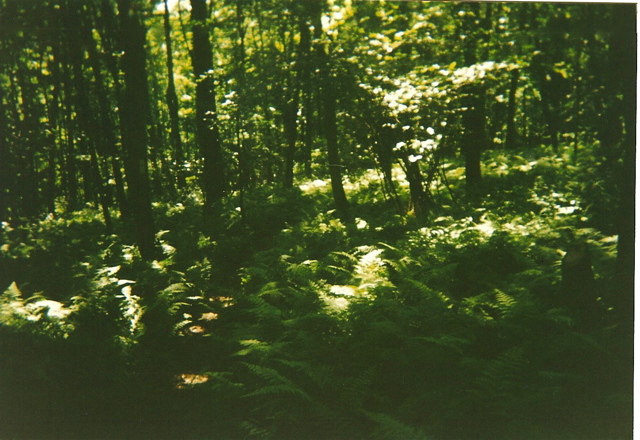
[{"xmin": 0, "ymin": 1, "xmax": 635, "ymax": 439}]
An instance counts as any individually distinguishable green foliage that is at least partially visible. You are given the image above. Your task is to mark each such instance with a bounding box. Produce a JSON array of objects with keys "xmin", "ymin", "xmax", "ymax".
[{"xmin": 0, "ymin": 1, "xmax": 633, "ymax": 439}]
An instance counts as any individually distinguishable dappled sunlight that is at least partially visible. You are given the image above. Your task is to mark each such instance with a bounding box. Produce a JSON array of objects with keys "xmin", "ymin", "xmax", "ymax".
[{"xmin": 0, "ymin": 1, "xmax": 633, "ymax": 439}]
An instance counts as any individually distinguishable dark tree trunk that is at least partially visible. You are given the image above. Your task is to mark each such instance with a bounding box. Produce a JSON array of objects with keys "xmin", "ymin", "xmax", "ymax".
[
  {"xmin": 283, "ymin": 94, "xmax": 299, "ymax": 189},
  {"xmin": 324, "ymin": 93, "xmax": 350, "ymax": 217},
  {"xmin": 15, "ymin": 66, "xmax": 44, "ymax": 217},
  {"xmin": 298, "ymin": 12, "xmax": 314, "ymax": 178},
  {"xmin": 460, "ymin": 2, "xmax": 485, "ymax": 194},
  {"xmin": 61, "ymin": 63, "xmax": 79, "ymax": 211},
  {"xmin": 461, "ymin": 86, "xmax": 485, "ymax": 190},
  {"xmin": 85, "ymin": 23, "xmax": 129, "ymax": 219},
  {"xmin": 190, "ymin": 0, "xmax": 225, "ymax": 220},
  {"xmin": 311, "ymin": 2, "xmax": 349, "ymax": 217},
  {"xmin": 561, "ymin": 243, "xmax": 597, "ymax": 308},
  {"xmin": 117, "ymin": 0, "xmax": 156, "ymax": 259},
  {"xmin": 505, "ymin": 69, "xmax": 520, "ymax": 150},
  {"xmin": 610, "ymin": 5, "xmax": 636, "ymax": 332},
  {"xmin": 0, "ymin": 78, "xmax": 9, "ymax": 221},
  {"xmin": 374, "ymin": 123, "xmax": 403, "ymax": 215},
  {"xmin": 402, "ymin": 158, "xmax": 429, "ymax": 220},
  {"xmin": 234, "ymin": 0, "xmax": 248, "ymax": 218},
  {"xmin": 163, "ymin": 0, "xmax": 185, "ymax": 189},
  {"xmin": 65, "ymin": 1, "xmax": 110, "ymax": 223},
  {"xmin": 282, "ymin": 7, "xmax": 309, "ymax": 189}
]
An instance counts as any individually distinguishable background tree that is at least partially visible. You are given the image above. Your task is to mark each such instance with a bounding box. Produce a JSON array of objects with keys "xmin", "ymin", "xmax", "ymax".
[
  {"xmin": 117, "ymin": 0, "xmax": 156, "ymax": 258},
  {"xmin": 190, "ymin": 0, "xmax": 226, "ymax": 221},
  {"xmin": 163, "ymin": 0, "xmax": 186, "ymax": 190}
]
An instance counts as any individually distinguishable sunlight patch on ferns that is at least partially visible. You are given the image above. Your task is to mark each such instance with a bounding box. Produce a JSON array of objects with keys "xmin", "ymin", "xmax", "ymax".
[{"xmin": 0, "ymin": 282, "xmax": 75, "ymax": 336}]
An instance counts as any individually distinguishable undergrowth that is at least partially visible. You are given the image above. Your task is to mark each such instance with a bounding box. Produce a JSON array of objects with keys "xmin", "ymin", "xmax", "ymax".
[{"xmin": 0, "ymin": 145, "xmax": 631, "ymax": 440}]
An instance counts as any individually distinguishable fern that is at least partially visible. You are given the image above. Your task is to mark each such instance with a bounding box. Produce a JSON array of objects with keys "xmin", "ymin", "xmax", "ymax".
[
  {"xmin": 406, "ymin": 279, "xmax": 453, "ymax": 307},
  {"xmin": 495, "ymin": 289, "xmax": 516, "ymax": 308},
  {"xmin": 243, "ymin": 383, "xmax": 311, "ymax": 401},
  {"xmin": 236, "ymin": 339, "xmax": 289, "ymax": 357},
  {"xmin": 470, "ymin": 346, "xmax": 528, "ymax": 408},
  {"xmin": 363, "ymin": 411, "xmax": 433, "ymax": 440},
  {"xmin": 413, "ymin": 334, "xmax": 469, "ymax": 354},
  {"xmin": 241, "ymin": 362, "xmax": 311, "ymax": 402}
]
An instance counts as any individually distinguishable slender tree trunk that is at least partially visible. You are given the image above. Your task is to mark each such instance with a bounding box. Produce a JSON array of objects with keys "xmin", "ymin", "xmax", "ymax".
[
  {"xmin": 376, "ymin": 121, "xmax": 405, "ymax": 215},
  {"xmin": 298, "ymin": 12, "xmax": 314, "ymax": 178},
  {"xmin": 322, "ymin": 79, "xmax": 349, "ymax": 216},
  {"xmin": 41, "ymin": 40, "xmax": 62, "ymax": 215},
  {"xmin": 234, "ymin": 0, "xmax": 248, "ymax": 218},
  {"xmin": 65, "ymin": 2, "xmax": 103, "ymax": 211},
  {"xmin": 461, "ymin": 86, "xmax": 484, "ymax": 190},
  {"xmin": 282, "ymin": 8, "xmax": 305, "ymax": 189},
  {"xmin": 190, "ymin": 0, "xmax": 225, "ymax": 221},
  {"xmin": 283, "ymin": 93, "xmax": 299, "ymax": 189},
  {"xmin": 61, "ymin": 66, "xmax": 79, "ymax": 211},
  {"xmin": 85, "ymin": 25, "xmax": 129, "ymax": 219},
  {"xmin": 505, "ymin": 68, "xmax": 520, "ymax": 150},
  {"xmin": 311, "ymin": 2, "xmax": 349, "ymax": 217},
  {"xmin": 163, "ymin": 0, "xmax": 185, "ymax": 189},
  {"xmin": 117, "ymin": 0, "xmax": 156, "ymax": 259},
  {"xmin": 610, "ymin": 4, "xmax": 636, "ymax": 333},
  {"xmin": 460, "ymin": 2, "xmax": 485, "ymax": 193},
  {"xmin": 402, "ymin": 158, "xmax": 429, "ymax": 219},
  {"xmin": 0, "ymin": 80, "xmax": 9, "ymax": 221}
]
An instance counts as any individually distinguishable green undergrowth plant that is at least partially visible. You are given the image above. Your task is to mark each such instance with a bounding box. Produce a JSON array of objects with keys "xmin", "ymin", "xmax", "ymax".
[{"xmin": 0, "ymin": 141, "xmax": 630, "ymax": 439}]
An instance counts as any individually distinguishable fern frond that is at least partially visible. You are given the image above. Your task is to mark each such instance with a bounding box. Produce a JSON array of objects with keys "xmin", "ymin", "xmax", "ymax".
[
  {"xmin": 241, "ymin": 362, "xmax": 311, "ymax": 402},
  {"xmin": 413, "ymin": 335, "xmax": 470, "ymax": 353},
  {"xmin": 273, "ymin": 358, "xmax": 336, "ymax": 388},
  {"xmin": 244, "ymin": 295, "xmax": 282, "ymax": 319},
  {"xmin": 495, "ymin": 289, "xmax": 517, "ymax": 308},
  {"xmin": 363, "ymin": 411, "xmax": 433, "ymax": 440},
  {"xmin": 243, "ymin": 384, "xmax": 311, "ymax": 401},
  {"xmin": 257, "ymin": 281, "xmax": 283, "ymax": 298},
  {"xmin": 236, "ymin": 340, "xmax": 289, "ymax": 357},
  {"xmin": 242, "ymin": 362, "xmax": 291, "ymax": 385},
  {"xmin": 331, "ymin": 250, "xmax": 360, "ymax": 264},
  {"xmin": 472, "ymin": 347, "xmax": 526, "ymax": 398},
  {"xmin": 407, "ymin": 279, "xmax": 452, "ymax": 306}
]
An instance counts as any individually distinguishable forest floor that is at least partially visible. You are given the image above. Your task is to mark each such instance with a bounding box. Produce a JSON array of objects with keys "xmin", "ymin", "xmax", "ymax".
[{"xmin": 0, "ymin": 147, "xmax": 633, "ymax": 440}]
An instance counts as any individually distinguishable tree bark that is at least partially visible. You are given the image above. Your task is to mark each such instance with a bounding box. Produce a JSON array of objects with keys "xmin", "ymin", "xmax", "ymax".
[
  {"xmin": 163, "ymin": 0, "xmax": 185, "ymax": 189},
  {"xmin": 117, "ymin": 0, "xmax": 156, "ymax": 259},
  {"xmin": 190, "ymin": 0, "xmax": 225, "ymax": 220},
  {"xmin": 505, "ymin": 69, "xmax": 520, "ymax": 150},
  {"xmin": 85, "ymin": 21, "xmax": 129, "ymax": 219},
  {"xmin": 460, "ymin": 3, "xmax": 485, "ymax": 193},
  {"xmin": 298, "ymin": 11, "xmax": 314, "ymax": 178},
  {"xmin": 311, "ymin": 2, "xmax": 349, "ymax": 217},
  {"xmin": 0, "ymin": 76, "xmax": 9, "ymax": 221},
  {"xmin": 610, "ymin": 4, "xmax": 636, "ymax": 332},
  {"xmin": 461, "ymin": 86, "xmax": 484, "ymax": 190}
]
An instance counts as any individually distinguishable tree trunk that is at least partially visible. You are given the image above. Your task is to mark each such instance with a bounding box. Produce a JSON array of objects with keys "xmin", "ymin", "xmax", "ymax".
[
  {"xmin": 85, "ymin": 23, "xmax": 129, "ymax": 219},
  {"xmin": 461, "ymin": 86, "xmax": 485, "ymax": 190},
  {"xmin": 163, "ymin": 0, "xmax": 185, "ymax": 189},
  {"xmin": 505, "ymin": 68, "xmax": 520, "ymax": 150},
  {"xmin": 190, "ymin": 0, "xmax": 225, "ymax": 220},
  {"xmin": 460, "ymin": 3, "xmax": 485, "ymax": 194},
  {"xmin": 0, "ymin": 78, "xmax": 9, "ymax": 221},
  {"xmin": 610, "ymin": 4, "xmax": 636, "ymax": 332},
  {"xmin": 298, "ymin": 12, "xmax": 314, "ymax": 178},
  {"xmin": 402, "ymin": 158, "xmax": 429, "ymax": 219},
  {"xmin": 311, "ymin": 2, "xmax": 349, "ymax": 217},
  {"xmin": 283, "ymin": 94, "xmax": 299, "ymax": 189},
  {"xmin": 117, "ymin": 0, "xmax": 156, "ymax": 259}
]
